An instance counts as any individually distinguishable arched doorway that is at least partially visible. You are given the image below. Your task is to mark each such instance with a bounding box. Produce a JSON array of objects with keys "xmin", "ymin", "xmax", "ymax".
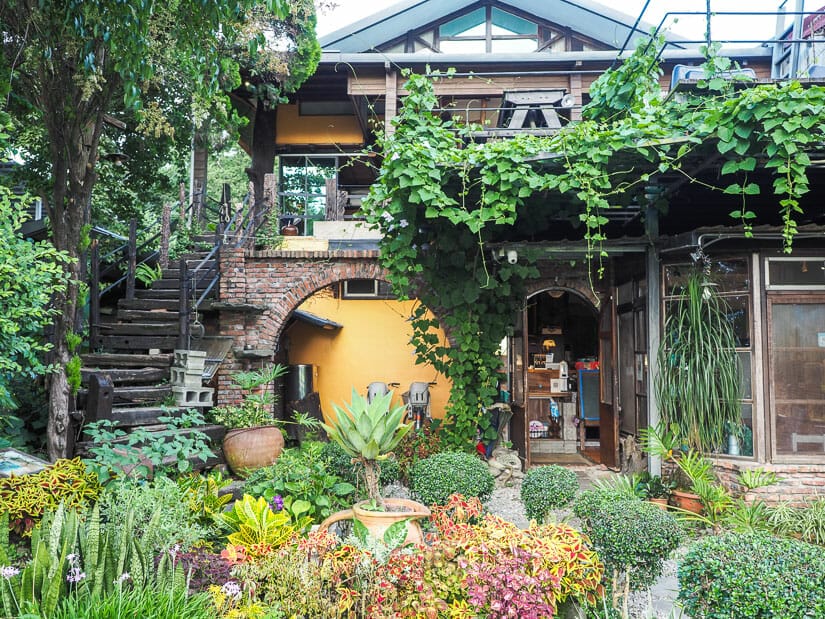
[{"xmin": 511, "ymin": 286, "xmax": 603, "ymax": 466}]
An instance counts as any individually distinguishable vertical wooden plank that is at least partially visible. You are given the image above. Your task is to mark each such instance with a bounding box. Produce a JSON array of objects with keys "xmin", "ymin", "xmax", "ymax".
[
  {"xmin": 126, "ymin": 218, "xmax": 137, "ymax": 300},
  {"xmin": 178, "ymin": 258, "xmax": 190, "ymax": 350},
  {"xmin": 385, "ymin": 67, "xmax": 398, "ymax": 136},
  {"xmin": 569, "ymin": 72, "xmax": 583, "ymax": 122}
]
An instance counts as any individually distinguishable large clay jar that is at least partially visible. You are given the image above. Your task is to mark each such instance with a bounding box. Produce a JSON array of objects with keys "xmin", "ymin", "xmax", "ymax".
[
  {"xmin": 319, "ymin": 498, "xmax": 431, "ymax": 545},
  {"xmin": 222, "ymin": 426, "xmax": 284, "ymax": 477}
]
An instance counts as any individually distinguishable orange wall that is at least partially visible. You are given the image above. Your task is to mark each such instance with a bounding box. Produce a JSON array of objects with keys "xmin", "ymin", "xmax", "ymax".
[
  {"xmin": 285, "ymin": 290, "xmax": 451, "ymax": 422},
  {"xmin": 275, "ymin": 104, "xmax": 363, "ymax": 145}
]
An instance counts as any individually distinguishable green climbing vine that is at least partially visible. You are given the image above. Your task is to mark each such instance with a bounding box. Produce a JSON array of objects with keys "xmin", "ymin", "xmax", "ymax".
[{"xmin": 362, "ymin": 40, "xmax": 825, "ymax": 449}]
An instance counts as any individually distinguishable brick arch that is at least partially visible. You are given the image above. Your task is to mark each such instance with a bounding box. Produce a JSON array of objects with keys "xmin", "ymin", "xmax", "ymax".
[{"xmin": 216, "ymin": 248, "xmax": 390, "ymax": 404}]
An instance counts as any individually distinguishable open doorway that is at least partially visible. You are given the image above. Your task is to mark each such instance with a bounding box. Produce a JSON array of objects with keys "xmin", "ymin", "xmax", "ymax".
[{"xmin": 519, "ymin": 288, "xmax": 601, "ymax": 465}]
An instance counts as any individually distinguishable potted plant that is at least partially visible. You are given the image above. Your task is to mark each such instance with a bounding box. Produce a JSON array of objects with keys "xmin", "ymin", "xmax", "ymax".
[
  {"xmin": 208, "ymin": 364, "xmax": 288, "ymax": 477},
  {"xmin": 637, "ymin": 473, "xmax": 673, "ymax": 509},
  {"xmin": 640, "ymin": 422, "xmax": 709, "ymax": 515},
  {"xmin": 319, "ymin": 389, "xmax": 430, "ymax": 543}
]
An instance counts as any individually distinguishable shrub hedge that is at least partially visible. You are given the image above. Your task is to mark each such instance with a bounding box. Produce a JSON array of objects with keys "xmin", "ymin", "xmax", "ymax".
[
  {"xmin": 573, "ymin": 490, "xmax": 682, "ymax": 591},
  {"xmin": 678, "ymin": 532, "xmax": 825, "ymax": 618},
  {"xmin": 520, "ymin": 465, "xmax": 578, "ymax": 521},
  {"xmin": 410, "ymin": 451, "xmax": 495, "ymax": 506}
]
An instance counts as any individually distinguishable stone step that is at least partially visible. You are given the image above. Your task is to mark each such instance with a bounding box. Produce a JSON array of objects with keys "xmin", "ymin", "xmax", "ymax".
[
  {"xmin": 150, "ymin": 279, "xmax": 182, "ymax": 290},
  {"xmin": 81, "ymin": 353, "xmax": 174, "ymax": 369},
  {"xmin": 134, "ymin": 288, "xmax": 180, "ymax": 300}
]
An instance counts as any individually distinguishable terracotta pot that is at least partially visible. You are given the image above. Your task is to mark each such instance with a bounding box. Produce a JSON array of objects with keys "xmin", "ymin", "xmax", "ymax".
[
  {"xmin": 670, "ymin": 489, "xmax": 703, "ymax": 514},
  {"xmin": 648, "ymin": 497, "xmax": 669, "ymax": 510},
  {"xmin": 222, "ymin": 426, "xmax": 284, "ymax": 477},
  {"xmin": 319, "ymin": 498, "xmax": 431, "ymax": 545},
  {"xmin": 280, "ymin": 224, "xmax": 299, "ymax": 236}
]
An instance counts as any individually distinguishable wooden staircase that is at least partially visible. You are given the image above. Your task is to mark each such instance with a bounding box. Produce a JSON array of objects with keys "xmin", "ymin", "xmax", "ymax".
[{"xmin": 75, "ymin": 249, "xmax": 226, "ymax": 467}]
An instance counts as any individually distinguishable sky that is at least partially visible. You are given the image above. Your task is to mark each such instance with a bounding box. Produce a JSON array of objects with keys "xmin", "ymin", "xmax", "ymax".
[{"xmin": 315, "ymin": 0, "xmax": 812, "ymax": 45}]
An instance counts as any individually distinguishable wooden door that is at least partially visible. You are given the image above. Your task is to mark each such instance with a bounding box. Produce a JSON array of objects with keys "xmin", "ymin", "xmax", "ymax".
[
  {"xmin": 508, "ymin": 308, "xmax": 527, "ymax": 461},
  {"xmin": 599, "ymin": 293, "xmax": 620, "ymax": 467}
]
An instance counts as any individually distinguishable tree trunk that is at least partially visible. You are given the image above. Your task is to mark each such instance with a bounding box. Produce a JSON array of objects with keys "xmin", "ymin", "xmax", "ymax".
[
  {"xmin": 44, "ymin": 99, "xmax": 106, "ymax": 460},
  {"xmin": 248, "ymin": 103, "xmax": 278, "ymax": 207}
]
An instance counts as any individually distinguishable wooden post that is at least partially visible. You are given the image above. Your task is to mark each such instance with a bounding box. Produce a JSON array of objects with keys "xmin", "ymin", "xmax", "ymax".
[
  {"xmin": 159, "ymin": 202, "xmax": 171, "ymax": 269},
  {"xmin": 90, "ymin": 239, "xmax": 100, "ymax": 350},
  {"xmin": 385, "ymin": 66, "xmax": 398, "ymax": 135},
  {"xmin": 178, "ymin": 257, "xmax": 190, "ymax": 350},
  {"xmin": 126, "ymin": 218, "xmax": 137, "ymax": 300},
  {"xmin": 194, "ymin": 180, "xmax": 203, "ymax": 229}
]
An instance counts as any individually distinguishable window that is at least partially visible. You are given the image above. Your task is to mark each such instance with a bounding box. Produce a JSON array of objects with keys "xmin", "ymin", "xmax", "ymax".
[
  {"xmin": 766, "ymin": 257, "xmax": 825, "ymax": 289},
  {"xmin": 339, "ymin": 279, "xmax": 396, "ymax": 299},
  {"xmin": 662, "ymin": 259, "xmax": 754, "ymax": 457},
  {"xmin": 437, "ymin": 6, "xmax": 538, "ymax": 54},
  {"xmin": 768, "ymin": 297, "xmax": 825, "ymax": 457}
]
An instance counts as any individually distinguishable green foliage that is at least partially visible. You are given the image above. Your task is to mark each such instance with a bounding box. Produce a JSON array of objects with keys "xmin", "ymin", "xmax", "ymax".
[
  {"xmin": 410, "ymin": 451, "xmax": 494, "ymax": 507},
  {"xmin": 584, "ymin": 498, "xmax": 683, "ymax": 591},
  {"xmin": 635, "ymin": 473, "xmax": 674, "ymax": 499},
  {"xmin": 365, "ymin": 41, "xmax": 825, "ymax": 448},
  {"xmin": 243, "ymin": 442, "xmax": 356, "ymax": 525},
  {"xmin": 207, "ymin": 364, "xmax": 288, "ymax": 429},
  {"xmin": 320, "ymin": 439, "xmax": 400, "ymax": 497},
  {"xmin": 520, "ymin": 465, "xmax": 579, "ymax": 521},
  {"xmin": 83, "ymin": 409, "xmax": 214, "ymax": 482},
  {"xmin": 655, "ymin": 271, "xmax": 742, "ymax": 452},
  {"xmin": 99, "ymin": 477, "xmax": 218, "ymax": 557},
  {"xmin": 768, "ymin": 496, "xmax": 825, "ymax": 546},
  {"xmin": 678, "ymin": 532, "xmax": 825, "ymax": 618},
  {"xmin": 573, "ymin": 487, "xmax": 637, "ymax": 529},
  {"xmin": 219, "ymin": 494, "xmax": 301, "ymax": 558},
  {"xmin": 51, "ymin": 585, "xmax": 216, "ymax": 619},
  {"xmin": 0, "ymin": 458, "xmax": 100, "ymax": 536},
  {"xmin": 177, "ymin": 471, "xmax": 234, "ymax": 528},
  {"xmin": 0, "ymin": 184, "xmax": 70, "ymax": 409},
  {"xmin": 393, "ymin": 424, "xmax": 445, "ymax": 484},
  {"xmin": 321, "ymin": 389, "xmax": 412, "ymax": 506},
  {"xmin": 0, "ymin": 500, "xmax": 192, "ymax": 618},
  {"xmin": 134, "ymin": 262, "xmax": 163, "ymax": 286}
]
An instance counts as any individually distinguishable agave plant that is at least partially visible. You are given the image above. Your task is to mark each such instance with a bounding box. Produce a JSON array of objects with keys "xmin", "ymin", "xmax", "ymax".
[{"xmin": 321, "ymin": 389, "xmax": 412, "ymax": 509}]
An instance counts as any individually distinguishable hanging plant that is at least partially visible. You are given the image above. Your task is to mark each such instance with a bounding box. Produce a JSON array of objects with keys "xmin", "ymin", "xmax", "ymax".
[{"xmin": 654, "ymin": 270, "xmax": 742, "ymax": 451}]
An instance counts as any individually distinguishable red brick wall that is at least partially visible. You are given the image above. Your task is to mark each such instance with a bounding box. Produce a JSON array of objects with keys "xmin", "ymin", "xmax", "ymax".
[{"xmin": 216, "ymin": 248, "xmax": 384, "ymax": 406}]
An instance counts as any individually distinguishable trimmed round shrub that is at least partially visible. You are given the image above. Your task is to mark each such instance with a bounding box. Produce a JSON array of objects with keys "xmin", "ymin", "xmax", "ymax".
[
  {"xmin": 573, "ymin": 487, "xmax": 632, "ymax": 527},
  {"xmin": 678, "ymin": 532, "xmax": 825, "ymax": 618},
  {"xmin": 521, "ymin": 465, "xmax": 578, "ymax": 521},
  {"xmin": 320, "ymin": 440, "xmax": 401, "ymax": 493},
  {"xmin": 586, "ymin": 498, "xmax": 682, "ymax": 590},
  {"xmin": 410, "ymin": 451, "xmax": 495, "ymax": 506}
]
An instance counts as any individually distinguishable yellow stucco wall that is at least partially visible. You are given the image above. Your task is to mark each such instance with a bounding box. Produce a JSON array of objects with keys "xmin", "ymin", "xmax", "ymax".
[
  {"xmin": 275, "ymin": 104, "xmax": 363, "ymax": 145},
  {"xmin": 285, "ymin": 289, "xmax": 451, "ymax": 423}
]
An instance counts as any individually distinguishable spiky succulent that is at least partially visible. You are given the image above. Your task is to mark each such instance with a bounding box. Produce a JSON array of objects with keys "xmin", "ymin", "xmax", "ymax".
[{"xmin": 321, "ymin": 389, "xmax": 412, "ymax": 506}]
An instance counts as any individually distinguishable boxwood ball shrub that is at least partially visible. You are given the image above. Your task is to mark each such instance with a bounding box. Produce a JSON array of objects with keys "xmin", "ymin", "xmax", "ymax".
[
  {"xmin": 586, "ymin": 498, "xmax": 682, "ymax": 590},
  {"xmin": 410, "ymin": 451, "xmax": 495, "ymax": 506},
  {"xmin": 678, "ymin": 532, "xmax": 825, "ymax": 618},
  {"xmin": 521, "ymin": 465, "xmax": 579, "ymax": 521}
]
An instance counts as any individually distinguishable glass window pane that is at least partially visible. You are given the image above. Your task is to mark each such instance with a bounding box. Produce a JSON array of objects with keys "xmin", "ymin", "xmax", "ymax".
[
  {"xmin": 439, "ymin": 39, "xmax": 486, "ymax": 53},
  {"xmin": 440, "ymin": 8, "xmax": 485, "ymax": 37},
  {"xmin": 491, "ymin": 38, "xmax": 538, "ymax": 53},
  {"xmin": 664, "ymin": 260, "xmax": 748, "ymax": 296},
  {"xmin": 738, "ymin": 351, "xmax": 752, "ymax": 400},
  {"xmin": 770, "ymin": 301, "xmax": 825, "ymax": 456},
  {"xmin": 768, "ymin": 258, "xmax": 825, "ymax": 288},
  {"xmin": 491, "ymin": 8, "xmax": 537, "ymax": 35},
  {"xmin": 722, "ymin": 295, "xmax": 750, "ymax": 347}
]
